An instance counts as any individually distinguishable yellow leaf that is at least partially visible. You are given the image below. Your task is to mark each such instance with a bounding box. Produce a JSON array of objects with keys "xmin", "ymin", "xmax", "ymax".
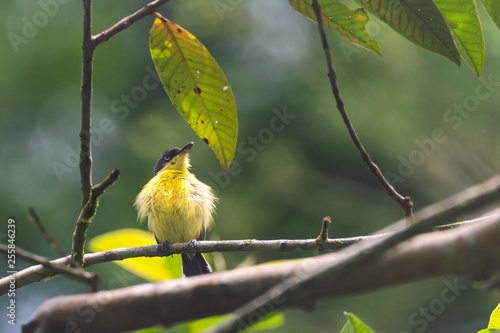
[
  {"xmin": 88, "ymin": 228, "xmax": 181, "ymax": 282},
  {"xmin": 150, "ymin": 13, "xmax": 238, "ymax": 169}
]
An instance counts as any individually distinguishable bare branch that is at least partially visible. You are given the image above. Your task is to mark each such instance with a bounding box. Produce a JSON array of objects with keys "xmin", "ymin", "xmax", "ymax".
[
  {"xmin": 0, "ymin": 236, "xmax": 380, "ymax": 296},
  {"xmin": 28, "ymin": 207, "xmax": 68, "ymax": 257},
  {"xmin": 435, "ymin": 215, "xmax": 496, "ymax": 230},
  {"xmin": 389, "ymin": 173, "xmax": 500, "ymax": 232},
  {"xmin": 310, "ymin": 0, "xmax": 413, "ymax": 219},
  {"xmin": 92, "ymin": 0, "xmax": 171, "ymax": 46},
  {"xmin": 0, "ymin": 244, "xmax": 99, "ymax": 292},
  {"xmin": 23, "ymin": 215, "xmax": 500, "ymax": 333}
]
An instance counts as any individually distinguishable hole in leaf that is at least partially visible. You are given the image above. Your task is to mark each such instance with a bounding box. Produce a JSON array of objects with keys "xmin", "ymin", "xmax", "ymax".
[{"xmin": 193, "ymin": 87, "xmax": 202, "ymax": 94}]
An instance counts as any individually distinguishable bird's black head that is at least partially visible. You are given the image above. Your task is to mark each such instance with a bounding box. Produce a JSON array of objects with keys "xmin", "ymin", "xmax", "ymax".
[{"xmin": 153, "ymin": 142, "xmax": 194, "ymax": 175}]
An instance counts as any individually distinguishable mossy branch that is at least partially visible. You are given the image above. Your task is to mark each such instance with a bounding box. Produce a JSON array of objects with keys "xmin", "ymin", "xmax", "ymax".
[
  {"xmin": 71, "ymin": 169, "xmax": 120, "ymax": 265},
  {"xmin": 74, "ymin": 0, "xmax": 169, "ymax": 267}
]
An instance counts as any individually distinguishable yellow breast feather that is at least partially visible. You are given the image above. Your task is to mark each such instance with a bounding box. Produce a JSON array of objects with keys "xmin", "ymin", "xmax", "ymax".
[{"xmin": 135, "ymin": 169, "xmax": 216, "ymax": 244}]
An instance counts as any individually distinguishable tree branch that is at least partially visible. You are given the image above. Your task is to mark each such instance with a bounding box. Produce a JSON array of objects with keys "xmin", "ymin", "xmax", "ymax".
[
  {"xmin": 73, "ymin": 0, "xmax": 170, "ymax": 267},
  {"xmin": 92, "ymin": 0, "xmax": 171, "ymax": 46},
  {"xmin": 0, "ymin": 244, "xmax": 99, "ymax": 292},
  {"xmin": 71, "ymin": 169, "xmax": 120, "ymax": 265},
  {"xmin": 23, "ymin": 214, "xmax": 500, "ymax": 333},
  {"xmin": 0, "ymin": 217, "xmax": 493, "ymax": 297},
  {"xmin": 80, "ymin": 0, "xmax": 93, "ymax": 208},
  {"xmin": 0, "ymin": 235, "xmax": 381, "ymax": 296},
  {"xmin": 310, "ymin": 0, "xmax": 413, "ymax": 219},
  {"xmin": 389, "ymin": 173, "xmax": 500, "ymax": 231}
]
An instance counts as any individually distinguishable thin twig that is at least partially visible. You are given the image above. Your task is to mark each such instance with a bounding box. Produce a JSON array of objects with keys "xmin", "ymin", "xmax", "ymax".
[
  {"xmin": 0, "ymin": 244, "xmax": 99, "ymax": 292},
  {"xmin": 389, "ymin": 173, "xmax": 500, "ymax": 232},
  {"xmin": 0, "ymin": 217, "xmax": 490, "ymax": 296},
  {"xmin": 0, "ymin": 235, "xmax": 382, "ymax": 295},
  {"xmin": 316, "ymin": 216, "xmax": 331, "ymax": 243},
  {"xmin": 92, "ymin": 0, "xmax": 171, "ymax": 46},
  {"xmin": 310, "ymin": 0, "xmax": 413, "ymax": 219},
  {"xmin": 435, "ymin": 216, "xmax": 495, "ymax": 230},
  {"xmin": 28, "ymin": 207, "xmax": 68, "ymax": 257}
]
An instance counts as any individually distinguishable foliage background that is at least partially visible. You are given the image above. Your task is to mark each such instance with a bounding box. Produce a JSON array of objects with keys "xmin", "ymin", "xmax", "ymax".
[{"xmin": 1, "ymin": 0, "xmax": 500, "ymax": 332}]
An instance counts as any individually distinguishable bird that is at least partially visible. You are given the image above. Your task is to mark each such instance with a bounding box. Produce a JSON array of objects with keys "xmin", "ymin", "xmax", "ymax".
[{"xmin": 134, "ymin": 141, "xmax": 217, "ymax": 276}]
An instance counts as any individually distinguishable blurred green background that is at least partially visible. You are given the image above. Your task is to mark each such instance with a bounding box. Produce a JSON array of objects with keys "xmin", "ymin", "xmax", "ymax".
[{"xmin": 1, "ymin": 0, "xmax": 500, "ymax": 332}]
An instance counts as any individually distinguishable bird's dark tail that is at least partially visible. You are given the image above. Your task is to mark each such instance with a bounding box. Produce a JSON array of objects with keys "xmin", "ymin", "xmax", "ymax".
[{"xmin": 181, "ymin": 253, "xmax": 212, "ymax": 277}]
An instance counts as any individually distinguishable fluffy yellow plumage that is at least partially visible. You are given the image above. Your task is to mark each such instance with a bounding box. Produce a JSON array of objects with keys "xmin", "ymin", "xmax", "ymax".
[{"xmin": 134, "ymin": 142, "xmax": 216, "ymax": 276}]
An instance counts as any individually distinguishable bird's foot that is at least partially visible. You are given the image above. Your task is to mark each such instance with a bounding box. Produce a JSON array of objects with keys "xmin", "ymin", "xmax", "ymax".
[
  {"xmin": 187, "ymin": 239, "xmax": 197, "ymax": 253},
  {"xmin": 160, "ymin": 241, "xmax": 171, "ymax": 254}
]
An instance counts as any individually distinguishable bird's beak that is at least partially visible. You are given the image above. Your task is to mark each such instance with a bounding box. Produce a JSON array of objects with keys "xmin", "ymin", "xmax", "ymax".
[{"xmin": 179, "ymin": 142, "xmax": 194, "ymax": 155}]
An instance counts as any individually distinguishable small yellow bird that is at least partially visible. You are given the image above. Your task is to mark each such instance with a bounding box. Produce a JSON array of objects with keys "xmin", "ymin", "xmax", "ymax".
[{"xmin": 135, "ymin": 142, "xmax": 217, "ymax": 276}]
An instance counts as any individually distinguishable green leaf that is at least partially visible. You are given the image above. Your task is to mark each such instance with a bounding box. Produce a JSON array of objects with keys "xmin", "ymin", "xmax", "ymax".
[
  {"xmin": 480, "ymin": 0, "xmax": 500, "ymax": 29},
  {"xmin": 477, "ymin": 330, "xmax": 500, "ymax": 333},
  {"xmin": 248, "ymin": 312, "xmax": 285, "ymax": 331},
  {"xmin": 149, "ymin": 14, "xmax": 238, "ymax": 169},
  {"xmin": 355, "ymin": 0, "xmax": 461, "ymax": 65},
  {"xmin": 187, "ymin": 315, "xmax": 227, "ymax": 333},
  {"xmin": 489, "ymin": 303, "xmax": 500, "ymax": 328},
  {"xmin": 289, "ymin": 0, "xmax": 381, "ymax": 55},
  {"xmin": 88, "ymin": 228, "xmax": 181, "ymax": 281},
  {"xmin": 133, "ymin": 328, "xmax": 164, "ymax": 333},
  {"xmin": 434, "ymin": 0, "xmax": 484, "ymax": 76},
  {"xmin": 340, "ymin": 312, "xmax": 375, "ymax": 333},
  {"xmin": 189, "ymin": 313, "xmax": 285, "ymax": 333}
]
